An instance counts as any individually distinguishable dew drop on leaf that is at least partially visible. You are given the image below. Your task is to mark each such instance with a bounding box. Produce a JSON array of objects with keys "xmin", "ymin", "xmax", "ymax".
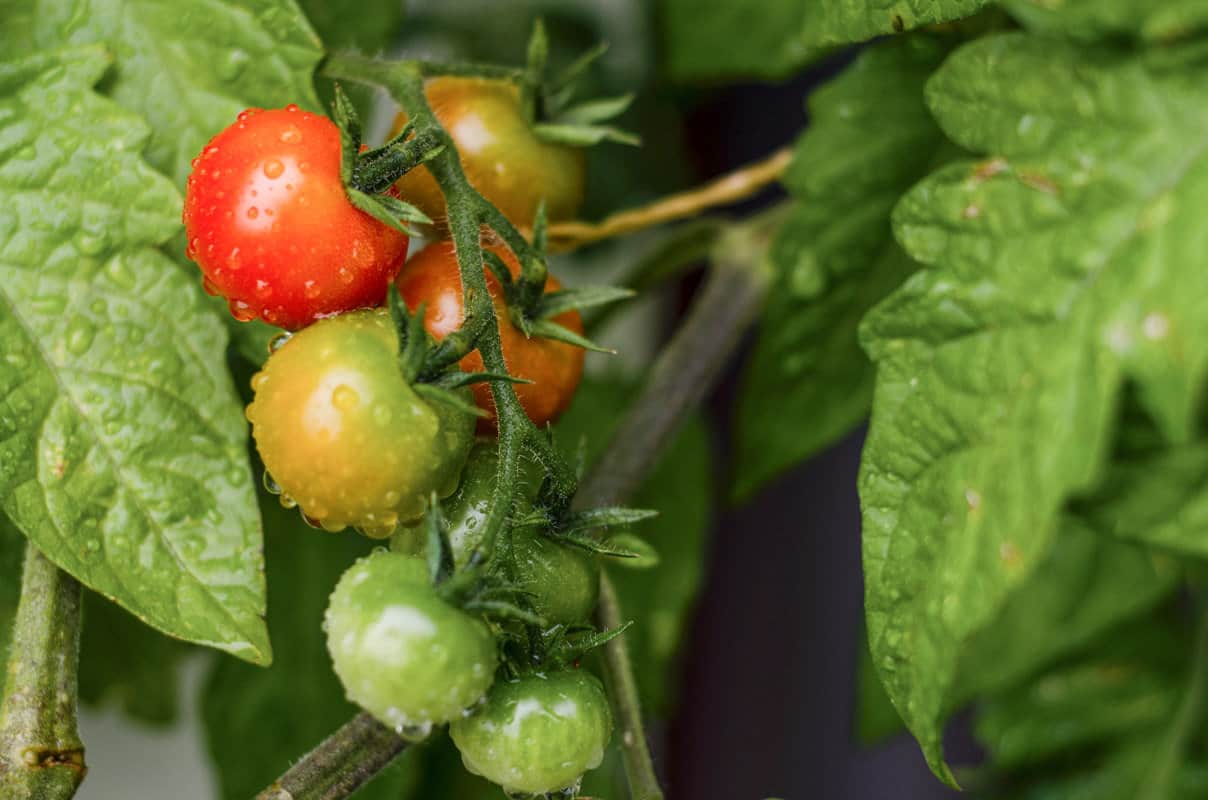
[{"xmin": 65, "ymin": 318, "xmax": 95, "ymax": 355}]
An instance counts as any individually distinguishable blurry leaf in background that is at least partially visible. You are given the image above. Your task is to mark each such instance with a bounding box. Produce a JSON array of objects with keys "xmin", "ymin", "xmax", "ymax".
[
  {"xmin": 1004, "ymin": 0, "xmax": 1208, "ymax": 42},
  {"xmin": 78, "ymin": 592, "xmax": 194, "ymax": 726},
  {"xmin": 201, "ymin": 484, "xmax": 419, "ymax": 799},
  {"xmin": 659, "ymin": 0, "xmax": 992, "ymax": 81},
  {"xmin": 733, "ymin": 35, "xmax": 954, "ymax": 503},
  {"xmin": 554, "ymin": 376, "xmax": 713, "ymax": 715},
  {"xmin": 975, "ymin": 615, "xmax": 1186, "ymax": 771}
]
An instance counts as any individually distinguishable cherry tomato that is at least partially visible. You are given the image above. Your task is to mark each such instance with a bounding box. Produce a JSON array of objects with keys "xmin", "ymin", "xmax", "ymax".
[
  {"xmin": 183, "ymin": 105, "xmax": 409, "ymax": 330},
  {"xmin": 393, "ymin": 440, "xmax": 550, "ymax": 565},
  {"xmin": 391, "ymin": 77, "xmax": 586, "ymax": 229},
  {"xmin": 450, "ymin": 669, "xmax": 612, "ymax": 796},
  {"xmin": 509, "ymin": 527, "xmax": 600, "ymax": 627},
  {"xmin": 396, "ymin": 241, "xmax": 585, "ymax": 428},
  {"xmin": 325, "ymin": 552, "xmax": 497, "ymax": 736},
  {"xmin": 246, "ymin": 309, "xmax": 475, "ymax": 536}
]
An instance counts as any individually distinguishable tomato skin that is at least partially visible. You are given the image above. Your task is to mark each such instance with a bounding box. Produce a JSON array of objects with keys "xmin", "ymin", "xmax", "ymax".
[
  {"xmin": 246, "ymin": 309, "xmax": 475, "ymax": 536},
  {"xmin": 450, "ymin": 669, "xmax": 612, "ymax": 795},
  {"xmin": 183, "ymin": 106, "xmax": 409, "ymax": 330},
  {"xmin": 509, "ymin": 527, "xmax": 600, "ymax": 626},
  {"xmin": 325, "ymin": 552, "xmax": 497, "ymax": 733},
  {"xmin": 396, "ymin": 242, "xmax": 585, "ymax": 428},
  {"xmin": 392, "ymin": 77, "xmax": 586, "ymax": 229}
]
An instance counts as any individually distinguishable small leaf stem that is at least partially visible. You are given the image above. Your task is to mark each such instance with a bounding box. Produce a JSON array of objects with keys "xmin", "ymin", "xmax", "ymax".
[
  {"xmin": 0, "ymin": 541, "xmax": 85, "ymax": 800},
  {"xmin": 547, "ymin": 147, "xmax": 792, "ymax": 252}
]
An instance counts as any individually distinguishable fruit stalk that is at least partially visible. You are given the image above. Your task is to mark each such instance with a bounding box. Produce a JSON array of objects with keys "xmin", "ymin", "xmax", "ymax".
[{"xmin": 0, "ymin": 541, "xmax": 85, "ymax": 800}]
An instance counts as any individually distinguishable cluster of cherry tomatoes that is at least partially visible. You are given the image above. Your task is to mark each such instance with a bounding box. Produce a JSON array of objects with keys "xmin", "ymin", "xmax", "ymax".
[{"xmin": 183, "ymin": 79, "xmax": 609, "ymax": 798}]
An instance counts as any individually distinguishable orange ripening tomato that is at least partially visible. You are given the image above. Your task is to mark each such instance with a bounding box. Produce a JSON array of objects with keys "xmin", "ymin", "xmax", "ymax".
[{"xmin": 396, "ymin": 241, "xmax": 585, "ymax": 429}]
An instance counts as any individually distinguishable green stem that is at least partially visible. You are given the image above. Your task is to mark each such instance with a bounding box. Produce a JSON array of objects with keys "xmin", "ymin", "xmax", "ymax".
[
  {"xmin": 0, "ymin": 541, "xmax": 85, "ymax": 800},
  {"xmin": 253, "ymin": 713, "xmax": 406, "ymax": 800}
]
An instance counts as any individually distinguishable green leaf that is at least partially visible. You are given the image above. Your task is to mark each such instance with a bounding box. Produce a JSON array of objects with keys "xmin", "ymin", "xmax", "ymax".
[
  {"xmin": 975, "ymin": 616, "xmax": 1185, "ymax": 771},
  {"xmin": 734, "ymin": 36, "xmax": 953, "ymax": 502},
  {"xmin": 536, "ymin": 286, "xmax": 635, "ymax": 320},
  {"xmin": 1075, "ymin": 444, "xmax": 1208, "ymax": 557},
  {"xmin": 556, "ymin": 94, "xmax": 635, "ymax": 126},
  {"xmin": 660, "ymin": 0, "xmax": 991, "ymax": 81},
  {"xmin": 0, "ymin": 48, "xmax": 269, "ymax": 663},
  {"xmin": 79, "ymin": 590, "xmax": 193, "ymax": 725},
  {"xmin": 529, "ymin": 319, "xmax": 615, "ymax": 353},
  {"xmin": 0, "ymin": 0, "xmax": 323, "ymax": 188},
  {"xmin": 1005, "ymin": 0, "xmax": 1208, "ymax": 43},
  {"xmin": 554, "ymin": 376, "xmax": 712, "ymax": 714},
  {"xmin": 201, "ymin": 487, "xmax": 419, "ymax": 800},
  {"xmin": 532, "ymin": 122, "xmax": 641, "ymax": 148},
  {"xmin": 952, "ymin": 521, "xmax": 1179, "ymax": 706},
  {"xmin": 297, "ymin": 0, "xmax": 402, "ymax": 52},
  {"xmin": 860, "ymin": 33, "xmax": 1208, "ymax": 780}
]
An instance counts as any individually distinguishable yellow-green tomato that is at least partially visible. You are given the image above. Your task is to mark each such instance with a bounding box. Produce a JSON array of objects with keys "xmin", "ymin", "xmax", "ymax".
[
  {"xmin": 325, "ymin": 552, "xmax": 497, "ymax": 736},
  {"xmin": 450, "ymin": 669, "xmax": 612, "ymax": 796},
  {"xmin": 247, "ymin": 309, "xmax": 475, "ymax": 537},
  {"xmin": 391, "ymin": 77, "xmax": 587, "ymax": 230}
]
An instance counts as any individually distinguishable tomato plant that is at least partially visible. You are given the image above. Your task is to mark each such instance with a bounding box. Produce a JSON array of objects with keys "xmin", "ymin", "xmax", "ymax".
[
  {"xmin": 183, "ymin": 106, "xmax": 410, "ymax": 330},
  {"xmin": 397, "ymin": 240, "xmax": 585, "ymax": 428},
  {"xmin": 5, "ymin": 3, "xmax": 1208, "ymax": 800}
]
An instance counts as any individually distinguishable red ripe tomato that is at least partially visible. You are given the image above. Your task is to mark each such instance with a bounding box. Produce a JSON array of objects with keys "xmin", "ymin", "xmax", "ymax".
[
  {"xmin": 396, "ymin": 241, "xmax": 585, "ymax": 428},
  {"xmin": 183, "ymin": 105, "xmax": 409, "ymax": 330}
]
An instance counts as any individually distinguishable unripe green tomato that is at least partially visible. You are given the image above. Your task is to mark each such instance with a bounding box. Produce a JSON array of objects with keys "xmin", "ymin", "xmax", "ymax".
[
  {"xmin": 247, "ymin": 309, "xmax": 475, "ymax": 537},
  {"xmin": 393, "ymin": 440, "xmax": 542, "ymax": 565},
  {"xmin": 450, "ymin": 669, "xmax": 612, "ymax": 797},
  {"xmin": 510, "ymin": 526, "xmax": 600, "ymax": 626},
  {"xmin": 325, "ymin": 551, "xmax": 497, "ymax": 736}
]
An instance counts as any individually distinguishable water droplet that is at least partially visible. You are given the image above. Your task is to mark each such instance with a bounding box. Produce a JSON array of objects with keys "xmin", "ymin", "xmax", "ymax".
[
  {"xmin": 105, "ymin": 257, "xmax": 137, "ymax": 289},
  {"xmin": 397, "ymin": 721, "xmax": 433, "ymax": 742},
  {"xmin": 254, "ymin": 279, "xmax": 273, "ymax": 300},
  {"xmin": 262, "ymin": 158, "xmax": 284, "ymax": 179},
  {"xmin": 279, "ymin": 493, "xmax": 298, "ymax": 510},
  {"xmin": 372, "ymin": 404, "xmax": 393, "ymax": 426},
  {"xmin": 246, "ymin": 206, "xmax": 259, "ymax": 220},
  {"xmin": 280, "ymin": 125, "xmax": 302, "ymax": 144},
  {"xmin": 228, "ymin": 247, "xmax": 242, "ymax": 270},
  {"xmin": 268, "ymin": 331, "xmax": 292, "ymax": 353},
  {"xmin": 303, "ymin": 280, "xmax": 320, "ymax": 299},
  {"xmin": 229, "ymin": 299, "xmax": 256, "ymax": 322},
  {"xmin": 302, "ymin": 513, "xmax": 322, "ymax": 529},
  {"xmin": 65, "ymin": 318, "xmax": 95, "ymax": 355},
  {"xmin": 285, "ymin": 103, "xmax": 299, "ymax": 113},
  {"xmin": 30, "ymin": 295, "xmax": 66, "ymax": 315},
  {"xmin": 218, "ymin": 49, "xmax": 249, "ymax": 81},
  {"xmin": 337, "ymin": 267, "xmax": 354, "ymax": 285},
  {"xmin": 75, "ymin": 231, "xmax": 106, "ymax": 256},
  {"xmin": 202, "ymin": 277, "xmax": 221, "ymax": 296},
  {"xmin": 332, "ymin": 384, "xmax": 360, "ymax": 410},
  {"xmin": 84, "ymin": 538, "xmax": 100, "ymax": 553}
]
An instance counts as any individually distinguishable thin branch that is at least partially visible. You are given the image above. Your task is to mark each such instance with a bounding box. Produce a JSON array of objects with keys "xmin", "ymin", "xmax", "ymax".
[
  {"xmin": 547, "ymin": 147, "xmax": 792, "ymax": 252},
  {"xmin": 572, "ymin": 251, "xmax": 771, "ymax": 799},
  {"xmin": 254, "ymin": 713, "xmax": 406, "ymax": 800},
  {"xmin": 0, "ymin": 541, "xmax": 85, "ymax": 800}
]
